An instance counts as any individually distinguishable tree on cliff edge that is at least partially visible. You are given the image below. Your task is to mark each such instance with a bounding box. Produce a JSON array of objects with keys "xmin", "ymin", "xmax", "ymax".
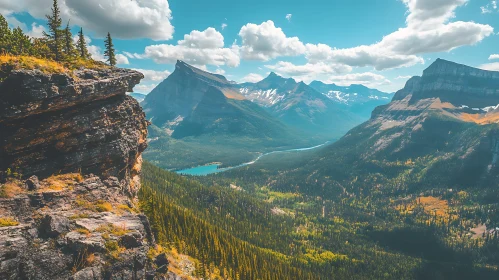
[
  {"xmin": 104, "ymin": 32, "xmax": 116, "ymax": 66},
  {"xmin": 63, "ymin": 21, "xmax": 76, "ymax": 61},
  {"xmin": 44, "ymin": 0, "xmax": 63, "ymax": 61},
  {"xmin": 0, "ymin": 14, "xmax": 12, "ymax": 53},
  {"xmin": 76, "ymin": 28, "xmax": 90, "ymax": 59}
]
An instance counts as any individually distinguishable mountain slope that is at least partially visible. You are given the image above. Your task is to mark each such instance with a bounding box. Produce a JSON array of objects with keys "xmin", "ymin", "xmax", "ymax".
[
  {"xmin": 238, "ymin": 73, "xmax": 362, "ymax": 139},
  {"xmin": 242, "ymin": 59, "xmax": 499, "ymax": 195},
  {"xmin": 309, "ymin": 81, "xmax": 394, "ymax": 120},
  {"xmin": 142, "ymin": 61, "xmax": 311, "ymax": 169}
]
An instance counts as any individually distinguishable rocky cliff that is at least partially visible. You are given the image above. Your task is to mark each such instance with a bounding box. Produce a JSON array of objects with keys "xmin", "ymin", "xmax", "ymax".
[{"xmin": 0, "ymin": 68, "xmax": 170, "ymax": 279}]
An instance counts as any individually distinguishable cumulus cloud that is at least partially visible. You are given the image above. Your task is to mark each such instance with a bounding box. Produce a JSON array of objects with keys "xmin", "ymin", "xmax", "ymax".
[
  {"xmin": 303, "ymin": 0, "xmax": 493, "ymax": 70},
  {"xmin": 221, "ymin": 23, "xmax": 228, "ymax": 30},
  {"xmin": 266, "ymin": 61, "xmax": 351, "ymax": 78},
  {"xmin": 116, "ymin": 54, "xmax": 129, "ymax": 65},
  {"xmin": 132, "ymin": 69, "xmax": 171, "ymax": 82},
  {"xmin": 286, "ymin": 14, "xmax": 292, "ymax": 21},
  {"xmin": 134, "ymin": 83, "xmax": 158, "ymax": 94},
  {"xmin": 326, "ymin": 72, "xmax": 392, "ymax": 88},
  {"xmin": 489, "ymin": 54, "xmax": 499, "ymax": 60},
  {"xmin": 241, "ymin": 73, "xmax": 264, "ymax": 83},
  {"xmin": 138, "ymin": 28, "xmax": 240, "ymax": 67},
  {"xmin": 480, "ymin": 62, "xmax": 499, "ymax": 71},
  {"xmin": 238, "ymin": 20, "xmax": 306, "ymax": 61},
  {"xmin": 26, "ymin": 23, "xmax": 46, "ymax": 38},
  {"xmin": 0, "ymin": 0, "xmax": 174, "ymax": 40},
  {"xmin": 305, "ymin": 44, "xmax": 424, "ymax": 71}
]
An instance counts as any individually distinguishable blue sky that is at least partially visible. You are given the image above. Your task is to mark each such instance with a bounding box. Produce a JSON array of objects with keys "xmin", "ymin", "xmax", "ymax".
[{"xmin": 1, "ymin": 0, "xmax": 498, "ymax": 93}]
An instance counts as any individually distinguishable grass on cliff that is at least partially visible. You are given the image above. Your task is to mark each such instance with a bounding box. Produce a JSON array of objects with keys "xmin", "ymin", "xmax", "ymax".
[{"xmin": 0, "ymin": 54, "xmax": 109, "ymax": 76}]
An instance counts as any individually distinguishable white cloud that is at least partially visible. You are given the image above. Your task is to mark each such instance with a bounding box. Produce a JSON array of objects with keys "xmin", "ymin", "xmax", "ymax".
[
  {"xmin": 132, "ymin": 69, "xmax": 171, "ymax": 82},
  {"xmin": 116, "ymin": 54, "xmax": 129, "ymax": 65},
  {"xmin": 238, "ymin": 20, "xmax": 306, "ymax": 61},
  {"xmin": 26, "ymin": 23, "xmax": 46, "ymax": 38},
  {"xmin": 326, "ymin": 72, "xmax": 391, "ymax": 88},
  {"xmin": 481, "ymin": 0, "xmax": 497, "ymax": 13},
  {"xmin": 266, "ymin": 61, "xmax": 351, "ymax": 78},
  {"xmin": 88, "ymin": 45, "xmax": 105, "ymax": 61},
  {"xmin": 396, "ymin": 75, "xmax": 413, "ymax": 79},
  {"xmin": 480, "ymin": 62, "xmax": 499, "ymax": 71},
  {"xmin": 214, "ymin": 68, "xmax": 226, "ymax": 75},
  {"xmin": 5, "ymin": 15, "xmax": 46, "ymax": 38},
  {"xmin": 303, "ymin": 0, "xmax": 493, "ymax": 70},
  {"xmin": 134, "ymin": 83, "xmax": 158, "ymax": 94},
  {"xmin": 305, "ymin": 44, "xmax": 424, "ymax": 71},
  {"xmin": 489, "ymin": 54, "xmax": 499, "ymax": 60},
  {"xmin": 139, "ymin": 27, "xmax": 240, "ymax": 67},
  {"xmin": 221, "ymin": 23, "xmax": 228, "ymax": 30},
  {"xmin": 241, "ymin": 73, "xmax": 264, "ymax": 83},
  {"xmin": 286, "ymin": 14, "xmax": 292, "ymax": 21},
  {"xmin": 0, "ymin": 0, "xmax": 174, "ymax": 40}
]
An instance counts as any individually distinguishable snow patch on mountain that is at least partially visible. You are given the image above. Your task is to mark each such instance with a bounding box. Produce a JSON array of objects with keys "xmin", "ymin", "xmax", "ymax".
[{"xmin": 239, "ymin": 88, "xmax": 286, "ymax": 106}]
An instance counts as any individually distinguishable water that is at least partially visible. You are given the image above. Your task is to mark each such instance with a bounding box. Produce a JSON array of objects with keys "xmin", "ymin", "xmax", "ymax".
[{"xmin": 176, "ymin": 141, "xmax": 331, "ymax": 176}]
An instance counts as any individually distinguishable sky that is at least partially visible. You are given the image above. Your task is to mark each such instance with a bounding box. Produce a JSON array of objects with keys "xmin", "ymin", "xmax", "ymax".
[{"xmin": 1, "ymin": 0, "xmax": 498, "ymax": 94}]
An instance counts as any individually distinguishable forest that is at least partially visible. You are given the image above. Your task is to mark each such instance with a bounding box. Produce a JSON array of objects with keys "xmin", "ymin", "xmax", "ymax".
[{"xmin": 140, "ymin": 162, "xmax": 499, "ymax": 279}]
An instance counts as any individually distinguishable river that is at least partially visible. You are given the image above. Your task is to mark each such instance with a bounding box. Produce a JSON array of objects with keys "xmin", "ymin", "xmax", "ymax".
[{"xmin": 175, "ymin": 141, "xmax": 331, "ymax": 176}]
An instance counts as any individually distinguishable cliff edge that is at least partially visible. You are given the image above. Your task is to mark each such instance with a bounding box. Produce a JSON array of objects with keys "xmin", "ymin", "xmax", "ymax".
[{"xmin": 0, "ymin": 68, "xmax": 166, "ymax": 279}]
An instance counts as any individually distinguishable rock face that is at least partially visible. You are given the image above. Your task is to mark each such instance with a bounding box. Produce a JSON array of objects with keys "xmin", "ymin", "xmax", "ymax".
[
  {"xmin": 0, "ymin": 68, "xmax": 164, "ymax": 279},
  {"xmin": 0, "ymin": 68, "xmax": 148, "ymax": 196}
]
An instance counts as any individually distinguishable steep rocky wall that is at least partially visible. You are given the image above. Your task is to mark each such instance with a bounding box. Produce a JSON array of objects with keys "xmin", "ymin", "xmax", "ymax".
[
  {"xmin": 0, "ymin": 68, "xmax": 172, "ymax": 279},
  {"xmin": 0, "ymin": 68, "xmax": 148, "ymax": 196}
]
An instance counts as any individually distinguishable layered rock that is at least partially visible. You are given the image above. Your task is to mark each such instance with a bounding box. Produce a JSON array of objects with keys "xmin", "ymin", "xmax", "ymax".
[
  {"xmin": 0, "ymin": 68, "xmax": 148, "ymax": 196},
  {"xmin": 0, "ymin": 68, "xmax": 167, "ymax": 279}
]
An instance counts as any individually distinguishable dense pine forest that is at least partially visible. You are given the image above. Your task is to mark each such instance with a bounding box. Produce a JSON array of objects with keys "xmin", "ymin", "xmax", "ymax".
[{"xmin": 140, "ymin": 162, "xmax": 499, "ymax": 279}]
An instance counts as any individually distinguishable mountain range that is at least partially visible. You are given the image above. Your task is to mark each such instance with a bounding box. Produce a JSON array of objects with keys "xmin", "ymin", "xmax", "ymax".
[
  {"xmin": 141, "ymin": 61, "xmax": 392, "ymax": 169},
  {"xmin": 233, "ymin": 59, "xmax": 499, "ymax": 196}
]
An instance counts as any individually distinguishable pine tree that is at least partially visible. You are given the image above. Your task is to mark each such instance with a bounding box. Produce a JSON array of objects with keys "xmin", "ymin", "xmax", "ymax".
[
  {"xmin": 10, "ymin": 27, "xmax": 32, "ymax": 55},
  {"xmin": 104, "ymin": 32, "xmax": 116, "ymax": 66},
  {"xmin": 76, "ymin": 27, "xmax": 90, "ymax": 59},
  {"xmin": 0, "ymin": 14, "xmax": 12, "ymax": 53},
  {"xmin": 44, "ymin": 0, "xmax": 63, "ymax": 60},
  {"xmin": 62, "ymin": 21, "xmax": 75, "ymax": 61}
]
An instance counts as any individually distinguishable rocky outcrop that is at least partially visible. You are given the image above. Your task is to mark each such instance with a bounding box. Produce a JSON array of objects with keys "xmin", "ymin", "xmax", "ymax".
[
  {"xmin": 0, "ymin": 68, "xmax": 148, "ymax": 196},
  {"xmin": 0, "ymin": 68, "xmax": 166, "ymax": 279}
]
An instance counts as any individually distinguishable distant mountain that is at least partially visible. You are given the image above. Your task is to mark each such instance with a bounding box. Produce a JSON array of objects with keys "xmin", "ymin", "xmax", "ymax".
[
  {"xmin": 309, "ymin": 81, "xmax": 394, "ymax": 119},
  {"xmin": 143, "ymin": 61, "xmax": 290, "ymax": 140},
  {"xmin": 127, "ymin": 92, "xmax": 147, "ymax": 102},
  {"xmin": 248, "ymin": 59, "xmax": 499, "ymax": 195},
  {"xmin": 238, "ymin": 72, "xmax": 362, "ymax": 138},
  {"xmin": 142, "ymin": 61, "xmax": 313, "ymax": 169}
]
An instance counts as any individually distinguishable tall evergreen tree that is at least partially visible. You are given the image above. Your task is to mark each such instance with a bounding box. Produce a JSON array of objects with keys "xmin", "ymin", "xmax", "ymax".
[
  {"xmin": 44, "ymin": 0, "xmax": 63, "ymax": 60},
  {"xmin": 104, "ymin": 32, "xmax": 116, "ymax": 66},
  {"xmin": 76, "ymin": 27, "xmax": 90, "ymax": 59},
  {"xmin": 10, "ymin": 27, "xmax": 32, "ymax": 55},
  {"xmin": 0, "ymin": 14, "xmax": 12, "ymax": 53},
  {"xmin": 62, "ymin": 21, "xmax": 75, "ymax": 60}
]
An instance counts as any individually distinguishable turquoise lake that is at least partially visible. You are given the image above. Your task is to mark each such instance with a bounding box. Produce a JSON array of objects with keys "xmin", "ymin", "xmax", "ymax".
[{"xmin": 175, "ymin": 141, "xmax": 331, "ymax": 176}]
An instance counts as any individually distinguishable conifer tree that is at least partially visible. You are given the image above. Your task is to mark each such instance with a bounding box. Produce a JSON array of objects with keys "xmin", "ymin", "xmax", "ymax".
[
  {"xmin": 62, "ymin": 21, "xmax": 75, "ymax": 60},
  {"xmin": 0, "ymin": 14, "xmax": 12, "ymax": 52},
  {"xmin": 44, "ymin": 0, "xmax": 63, "ymax": 60},
  {"xmin": 76, "ymin": 27, "xmax": 90, "ymax": 59},
  {"xmin": 104, "ymin": 32, "xmax": 116, "ymax": 66},
  {"xmin": 10, "ymin": 27, "xmax": 32, "ymax": 55}
]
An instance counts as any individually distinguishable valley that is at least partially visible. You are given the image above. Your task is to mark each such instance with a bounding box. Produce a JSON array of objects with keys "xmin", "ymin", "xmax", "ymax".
[{"xmin": 2, "ymin": 1, "xmax": 499, "ymax": 278}]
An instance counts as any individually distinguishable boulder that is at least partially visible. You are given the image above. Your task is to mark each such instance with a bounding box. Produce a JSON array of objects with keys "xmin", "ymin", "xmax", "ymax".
[
  {"xmin": 39, "ymin": 215, "xmax": 70, "ymax": 238},
  {"xmin": 25, "ymin": 175, "xmax": 40, "ymax": 191}
]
